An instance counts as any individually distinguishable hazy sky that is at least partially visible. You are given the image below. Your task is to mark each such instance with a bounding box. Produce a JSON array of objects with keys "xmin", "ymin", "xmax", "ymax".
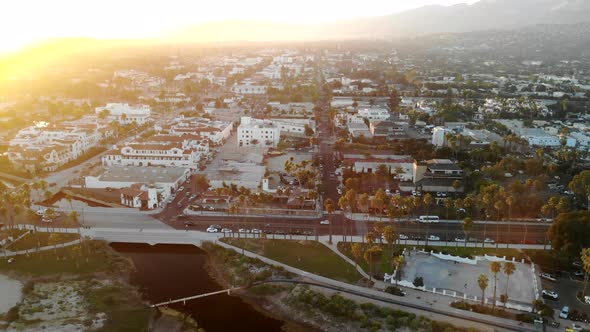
[{"xmin": 1, "ymin": 0, "xmax": 478, "ymax": 52}]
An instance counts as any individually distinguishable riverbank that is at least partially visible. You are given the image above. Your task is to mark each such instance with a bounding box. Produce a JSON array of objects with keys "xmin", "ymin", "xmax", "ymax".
[
  {"xmin": 203, "ymin": 242, "xmax": 321, "ymax": 332},
  {"xmin": 0, "ymin": 241, "xmax": 159, "ymax": 331}
]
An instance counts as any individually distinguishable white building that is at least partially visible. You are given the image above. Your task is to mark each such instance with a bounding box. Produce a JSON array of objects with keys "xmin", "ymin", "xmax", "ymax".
[
  {"xmin": 95, "ymin": 103, "xmax": 151, "ymax": 125},
  {"xmin": 167, "ymin": 118, "xmax": 233, "ymax": 145},
  {"xmin": 120, "ymin": 184, "xmax": 159, "ymax": 210},
  {"xmin": 102, "ymin": 139, "xmax": 208, "ymax": 169},
  {"xmin": 432, "ymin": 127, "xmax": 449, "ymax": 147},
  {"xmin": 269, "ymin": 118, "xmax": 314, "ymax": 136},
  {"xmin": 358, "ymin": 108, "xmax": 391, "ymax": 121},
  {"xmin": 237, "ymin": 117, "xmax": 281, "ymax": 147},
  {"xmin": 84, "ymin": 166, "xmax": 189, "ymax": 202},
  {"xmin": 232, "ymin": 85, "xmax": 267, "ymax": 95}
]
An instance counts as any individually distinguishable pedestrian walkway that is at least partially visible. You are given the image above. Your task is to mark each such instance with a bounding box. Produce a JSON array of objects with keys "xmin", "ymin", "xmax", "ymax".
[
  {"xmin": 2, "ymin": 239, "xmax": 81, "ymax": 257},
  {"xmin": 216, "ymin": 239, "xmax": 534, "ymax": 332}
]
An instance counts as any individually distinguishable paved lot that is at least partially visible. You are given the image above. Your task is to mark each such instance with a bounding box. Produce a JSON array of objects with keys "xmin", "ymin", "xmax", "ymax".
[
  {"xmin": 402, "ymin": 251, "xmax": 535, "ymax": 304},
  {"xmin": 265, "ymin": 151, "xmax": 313, "ymax": 173}
]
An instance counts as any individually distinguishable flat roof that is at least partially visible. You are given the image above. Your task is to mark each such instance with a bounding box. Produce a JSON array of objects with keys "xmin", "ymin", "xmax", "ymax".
[{"xmin": 98, "ymin": 166, "xmax": 188, "ymax": 184}]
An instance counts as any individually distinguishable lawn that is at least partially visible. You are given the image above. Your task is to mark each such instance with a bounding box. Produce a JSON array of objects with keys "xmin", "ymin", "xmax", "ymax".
[
  {"xmin": 7, "ymin": 232, "xmax": 79, "ymax": 251},
  {"xmin": 222, "ymin": 238, "xmax": 362, "ymax": 284},
  {"xmin": 0, "ymin": 241, "xmax": 132, "ymax": 276}
]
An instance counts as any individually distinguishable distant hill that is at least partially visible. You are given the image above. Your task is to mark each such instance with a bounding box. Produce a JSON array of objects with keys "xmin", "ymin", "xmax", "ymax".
[{"xmin": 170, "ymin": 0, "xmax": 590, "ymax": 41}]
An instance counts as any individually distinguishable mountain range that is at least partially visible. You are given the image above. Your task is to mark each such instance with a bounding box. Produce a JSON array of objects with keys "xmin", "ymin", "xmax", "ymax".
[{"xmin": 171, "ymin": 0, "xmax": 590, "ymax": 41}]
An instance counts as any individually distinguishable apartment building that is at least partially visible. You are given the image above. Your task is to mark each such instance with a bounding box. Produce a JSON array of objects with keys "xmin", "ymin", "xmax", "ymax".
[{"xmin": 237, "ymin": 117, "xmax": 281, "ymax": 147}]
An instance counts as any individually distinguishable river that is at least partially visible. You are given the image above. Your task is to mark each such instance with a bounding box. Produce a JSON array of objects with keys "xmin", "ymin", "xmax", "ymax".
[{"xmin": 111, "ymin": 243, "xmax": 287, "ymax": 332}]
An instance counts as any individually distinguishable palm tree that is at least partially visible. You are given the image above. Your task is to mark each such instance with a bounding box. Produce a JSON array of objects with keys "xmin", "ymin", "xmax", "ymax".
[
  {"xmin": 423, "ymin": 193, "xmax": 434, "ymax": 246},
  {"xmin": 351, "ymin": 243, "xmax": 362, "ymax": 268},
  {"xmin": 393, "ymin": 255, "xmax": 405, "ymax": 286},
  {"xmin": 490, "ymin": 262, "xmax": 501, "ymax": 310},
  {"xmin": 581, "ymin": 248, "xmax": 590, "ymax": 296},
  {"xmin": 503, "ymin": 262, "xmax": 516, "ymax": 302},
  {"xmin": 463, "ymin": 217, "xmax": 473, "ymax": 248},
  {"xmin": 478, "ymin": 274, "xmax": 489, "ymax": 306}
]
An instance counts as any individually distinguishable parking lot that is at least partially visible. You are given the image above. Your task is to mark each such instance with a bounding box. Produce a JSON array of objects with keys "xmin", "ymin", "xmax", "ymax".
[{"xmin": 402, "ymin": 251, "xmax": 535, "ymax": 305}]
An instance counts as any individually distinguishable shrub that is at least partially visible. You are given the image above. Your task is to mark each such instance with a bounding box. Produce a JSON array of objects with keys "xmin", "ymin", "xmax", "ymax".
[
  {"xmin": 516, "ymin": 313, "xmax": 534, "ymax": 323},
  {"xmin": 384, "ymin": 286, "xmax": 405, "ymax": 296},
  {"xmin": 413, "ymin": 276, "xmax": 424, "ymax": 287}
]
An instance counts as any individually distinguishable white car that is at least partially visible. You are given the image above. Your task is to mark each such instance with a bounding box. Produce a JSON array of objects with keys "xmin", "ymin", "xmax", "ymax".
[
  {"xmin": 178, "ymin": 186, "xmax": 185, "ymax": 192},
  {"xmin": 206, "ymin": 226, "xmax": 219, "ymax": 233},
  {"xmin": 427, "ymin": 235, "xmax": 440, "ymax": 241},
  {"xmin": 454, "ymin": 237, "xmax": 466, "ymax": 242},
  {"xmin": 484, "ymin": 238, "xmax": 495, "ymax": 244},
  {"xmin": 221, "ymin": 228, "xmax": 232, "ymax": 233},
  {"xmin": 542, "ymin": 290, "xmax": 559, "ymax": 300},
  {"xmin": 572, "ymin": 324, "xmax": 583, "ymax": 332},
  {"xmin": 337, "ymin": 188, "xmax": 343, "ymax": 195},
  {"xmin": 399, "ymin": 234, "xmax": 408, "ymax": 240},
  {"xmin": 559, "ymin": 306, "xmax": 570, "ymax": 319},
  {"xmin": 320, "ymin": 220, "xmax": 330, "ymax": 225},
  {"xmin": 251, "ymin": 229, "xmax": 262, "ymax": 234},
  {"xmin": 36, "ymin": 209, "xmax": 46, "ymax": 216},
  {"xmin": 540, "ymin": 272, "xmax": 556, "ymax": 282},
  {"xmin": 41, "ymin": 217, "xmax": 53, "ymax": 223},
  {"xmin": 238, "ymin": 228, "xmax": 250, "ymax": 233}
]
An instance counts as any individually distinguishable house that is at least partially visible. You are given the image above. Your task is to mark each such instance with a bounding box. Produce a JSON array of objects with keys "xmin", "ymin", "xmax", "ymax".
[
  {"xmin": 369, "ymin": 121, "xmax": 407, "ymax": 140},
  {"xmin": 232, "ymin": 85, "xmax": 267, "ymax": 95},
  {"xmin": 358, "ymin": 108, "xmax": 391, "ymax": 121},
  {"xmin": 400, "ymin": 159, "xmax": 464, "ymax": 195},
  {"xmin": 120, "ymin": 184, "xmax": 159, "ymax": 210}
]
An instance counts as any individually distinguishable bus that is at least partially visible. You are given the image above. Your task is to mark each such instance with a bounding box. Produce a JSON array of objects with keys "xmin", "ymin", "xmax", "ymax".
[{"xmin": 417, "ymin": 216, "xmax": 440, "ymax": 223}]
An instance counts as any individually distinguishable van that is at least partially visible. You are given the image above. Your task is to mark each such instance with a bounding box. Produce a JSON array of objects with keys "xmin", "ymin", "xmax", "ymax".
[
  {"xmin": 417, "ymin": 216, "xmax": 440, "ymax": 223},
  {"xmin": 559, "ymin": 306, "xmax": 570, "ymax": 319}
]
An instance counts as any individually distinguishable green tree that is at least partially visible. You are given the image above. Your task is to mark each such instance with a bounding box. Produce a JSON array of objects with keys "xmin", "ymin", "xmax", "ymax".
[
  {"xmin": 581, "ymin": 248, "xmax": 590, "ymax": 296},
  {"xmin": 478, "ymin": 274, "xmax": 489, "ymax": 306},
  {"xmin": 549, "ymin": 212, "xmax": 590, "ymax": 257},
  {"xmin": 383, "ymin": 225, "xmax": 398, "ymax": 254},
  {"xmin": 392, "ymin": 255, "xmax": 405, "ymax": 286}
]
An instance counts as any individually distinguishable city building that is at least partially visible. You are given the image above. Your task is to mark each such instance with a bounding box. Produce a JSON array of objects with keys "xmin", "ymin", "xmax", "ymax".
[
  {"xmin": 237, "ymin": 117, "xmax": 281, "ymax": 147},
  {"xmin": 95, "ymin": 103, "xmax": 151, "ymax": 125}
]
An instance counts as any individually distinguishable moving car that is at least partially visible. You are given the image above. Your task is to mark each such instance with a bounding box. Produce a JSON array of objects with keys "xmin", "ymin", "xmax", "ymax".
[
  {"xmin": 542, "ymin": 290, "xmax": 559, "ymax": 300},
  {"xmin": 559, "ymin": 306, "xmax": 570, "ymax": 319},
  {"xmin": 427, "ymin": 235, "xmax": 440, "ymax": 241},
  {"xmin": 320, "ymin": 220, "xmax": 330, "ymax": 225},
  {"xmin": 540, "ymin": 272, "xmax": 556, "ymax": 282},
  {"xmin": 206, "ymin": 226, "xmax": 219, "ymax": 233}
]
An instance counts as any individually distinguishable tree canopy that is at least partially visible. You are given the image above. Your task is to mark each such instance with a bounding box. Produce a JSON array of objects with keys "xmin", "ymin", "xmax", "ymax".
[{"xmin": 549, "ymin": 211, "xmax": 590, "ymax": 257}]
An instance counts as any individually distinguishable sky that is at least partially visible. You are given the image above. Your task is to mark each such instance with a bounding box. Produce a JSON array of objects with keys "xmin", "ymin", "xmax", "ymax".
[{"xmin": 0, "ymin": 0, "xmax": 478, "ymax": 53}]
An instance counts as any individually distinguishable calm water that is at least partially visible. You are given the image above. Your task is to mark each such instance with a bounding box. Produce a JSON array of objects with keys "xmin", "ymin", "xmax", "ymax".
[{"xmin": 111, "ymin": 243, "xmax": 286, "ymax": 332}]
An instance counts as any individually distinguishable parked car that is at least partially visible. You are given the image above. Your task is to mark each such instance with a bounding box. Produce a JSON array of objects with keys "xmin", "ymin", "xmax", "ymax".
[
  {"xmin": 177, "ymin": 202, "xmax": 183, "ymax": 208},
  {"xmin": 571, "ymin": 323, "xmax": 583, "ymax": 331},
  {"xmin": 320, "ymin": 220, "xmax": 330, "ymax": 225},
  {"xmin": 454, "ymin": 237, "xmax": 466, "ymax": 242},
  {"xmin": 540, "ymin": 273, "xmax": 556, "ymax": 282},
  {"xmin": 178, "ymin": 186, "xmax": 185, "ymax": 192},
  {"xmin": 36, "ymin": 209, "xmax": 46, "ymax": 216},
  {"xmin": 238, "ymin": 228, "xmax": 250, "ymax": 233},
  {"xmin": 41, "ymin": 217, "xmax": 53, "ymax": 223},
  {"xmin": 251, "ymin": 229, "xmax": 262, "ymax": 234},
  {"xmin": 427, "ymin": 235, "xmax": 440, "ymax": 241},
  {"xmin": 573, "ymin": 271, "xmax": 585, "ymax": 278},
  {"xmin": 560, "ymin": 306, "xmax": 570, "ymax": 319},
  {"xmin": 542, "ymin": 290, "xmax": 559, "ymax": 300},
  {"xmin": 399, "ymin": 234, "xmax": 408, "ymax": 240},
  {"xmin": 337, "ymin": 188, "xmax": 343, "ymax": 195},
  {"xmin": 221, "ymin": 228, "xmax": 232, "ymax": 233},
  {"xmin": 484, "ymin": 238, "xmax": 495, "ymax": 244}
]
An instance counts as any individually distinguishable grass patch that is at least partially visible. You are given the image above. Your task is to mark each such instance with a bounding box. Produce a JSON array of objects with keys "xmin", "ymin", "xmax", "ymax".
[
  {"xmin": 222, "ymin": 238, "xmax": 362, "ymax": 284},
  {"xmin": 0, "ymin": 241, "xmax": 131, "ymax": 276},
  {"xmin": 85, "ymin": 284, "xmax": 151, "ymax": 332},
  {"xmin": 7, "ymin": 232, "xmax": 79, "ymax": 251}
]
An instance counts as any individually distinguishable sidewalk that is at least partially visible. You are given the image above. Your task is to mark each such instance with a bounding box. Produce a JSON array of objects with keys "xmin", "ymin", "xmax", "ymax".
[{"xmin": 345, "ymin": 213, "xmax": 553, "ymax": 225}]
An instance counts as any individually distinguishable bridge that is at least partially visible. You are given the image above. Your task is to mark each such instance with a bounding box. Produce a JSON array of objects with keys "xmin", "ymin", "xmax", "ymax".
[{"xmin": 150, "ymin": 286, "xmax": 247, "ymax": 307}]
